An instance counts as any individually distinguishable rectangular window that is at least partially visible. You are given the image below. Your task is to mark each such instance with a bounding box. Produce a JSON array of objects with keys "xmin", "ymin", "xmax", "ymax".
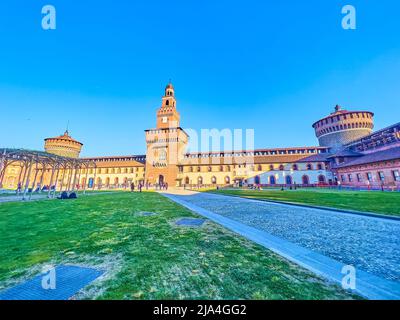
[
  {"xmin": 341, "ymin": 175, "xmax": 346, "ymax": 182},
  {"xmin": 393, "ymin": 170, "xmax": 400, "ymax": 181},
  {"xmin": 367, "ymin": 172, "xmax": 373, "ymax": 181},
  {"xmin": 348, "ymin": 174, "xmax": 353, "ymax": 182},
  {"xmin": 378, "ymin": 172, "xmax": 385, "ymax": 181},
  {"xmin": 356, "ymin": 173, "xmax": 362, "ymax": 182}
]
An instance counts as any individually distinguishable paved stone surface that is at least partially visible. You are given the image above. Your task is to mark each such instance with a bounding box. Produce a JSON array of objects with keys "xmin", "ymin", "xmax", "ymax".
[{"xmin": 166, "ymin": 191, "xmax": 400, "ymax": 283}]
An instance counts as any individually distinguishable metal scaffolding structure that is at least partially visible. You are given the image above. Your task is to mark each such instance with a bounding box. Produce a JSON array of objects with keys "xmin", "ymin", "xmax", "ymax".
[{"xmin": 0, "ymin": 148, "xmax": 96, "ymax": 200}]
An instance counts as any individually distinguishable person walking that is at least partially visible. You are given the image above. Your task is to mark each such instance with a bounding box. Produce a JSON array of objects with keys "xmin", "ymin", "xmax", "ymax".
[{"xmin": 16, "ymin": 182, "xmax": 22, "ymax": 194}]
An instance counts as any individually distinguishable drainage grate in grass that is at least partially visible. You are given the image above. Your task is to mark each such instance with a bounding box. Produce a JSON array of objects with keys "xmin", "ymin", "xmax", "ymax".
[
  {"xmin": 139, "ymin": 211, "xmax": 158, "ymax": 216},
  {"xmin": 175, "ymin": 218, "xmax": 205, "ymax": 227},
  {"xmin": 0, "ymin": 265, "xmax": 104, "ymax": 300}
]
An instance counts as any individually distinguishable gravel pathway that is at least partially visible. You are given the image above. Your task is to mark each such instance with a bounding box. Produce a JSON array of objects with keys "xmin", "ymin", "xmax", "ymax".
[{"xmin": 170, "ymin": 192, "xmax": 400, "ymax": 282}]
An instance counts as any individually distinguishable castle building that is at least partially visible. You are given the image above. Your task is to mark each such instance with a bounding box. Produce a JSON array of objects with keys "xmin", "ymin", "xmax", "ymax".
[
  {"xmin": 44, "ymin": 130, "xmax": 83, "ymax": 158},
  {"xmin": 1, "ymin": 83, "xmax": 400, "ymax": 191},
  {"xmin": 144, "ymin": 82, "xmax": 189, "ymax": 186}
]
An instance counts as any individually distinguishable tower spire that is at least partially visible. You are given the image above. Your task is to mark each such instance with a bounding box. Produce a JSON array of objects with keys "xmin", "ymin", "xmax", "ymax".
[{"xmin": 65, "ymin": 120, "xmax": 70, "ymax": 135}]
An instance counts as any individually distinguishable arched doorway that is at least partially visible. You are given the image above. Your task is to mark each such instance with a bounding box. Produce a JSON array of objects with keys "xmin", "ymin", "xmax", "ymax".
[
  {"xmin": 211, "ymin": 176, "xmax": 217, "ymax": 184},
  {"xmin": 88, "ymin": 178, "xmax": 94, "ymax": 188},
  {"xmin": 158, "ymin": 175, "xmax": 164, "ymax": 185},
  {"xmin": 254, "ymin": 175, "xmax": 261, "ymax": 185},
  {"xmin": 225, "ymin": 176, "xmax": 230, "ymax": 184},
  {"xmin": 81, "ymin": 177, "xmax": 86, "ymax": 189},
  {"xmin": 185, "ymin": 177, "xmax": 190, "ymax": 184},
  {"xmin": 302, "ymin": 175, "xmax": 310, "ymax": 185},
  {"xmin": 6, "ymin": 176, "xmax": 15, "ymax": 188},
  {"xmin": 286, "ymin": 175, "xmax": 293, "ymax": 185},
  {"xmin": 96, "ymin": 177, "xmax": 102, "ymax": 189},
  {"xmin": 269, "ymin": 176, "xmax": 276, "ymax": 185},
  {"xmin": 318, "ymin": 175, "xmax": 326, "ymax": 184}
]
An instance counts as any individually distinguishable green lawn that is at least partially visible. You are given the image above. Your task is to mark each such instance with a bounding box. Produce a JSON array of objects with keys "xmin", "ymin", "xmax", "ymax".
[
  {"xmin": 0, "ymin": 192, "xmax": 356, "ymax": 300},
  {"xmin": 210, "ymin": 188, "xmax": 400, "ymax": 216}
]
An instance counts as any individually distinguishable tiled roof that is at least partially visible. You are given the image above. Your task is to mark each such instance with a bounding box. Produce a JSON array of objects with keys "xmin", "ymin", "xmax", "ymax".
[
  {"xmin": 333, "ymin": 147, "xmax": 400, "ymax": 168},
  {"xmin": 297, "ymin": 153, "xmax": 333, "ymax": 163},
  {"xmin": 82, "ymin": 155, "xmax": 146, "ymax": 165},
  {"xmin": 45, "ymin": 131, "xmax": 83, "ymax": 145},
  {"xmin": 327, "ymin": 150, "xmax": 363, "ymax": 158}
]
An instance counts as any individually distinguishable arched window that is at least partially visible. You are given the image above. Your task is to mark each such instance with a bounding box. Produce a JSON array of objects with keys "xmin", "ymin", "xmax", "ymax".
[
  {"xmin": 197, "ymin": 166, "xmax": 201, "ymax": 172},
  {"xmin": 159, "ymin": 150, "xmax": 167, "ymax": 161},
  {"xmin": 302, "ymin": 175, "xmax": 310, "ymax": 185},
  {"xmin": 114, "ymin": 177, "xmax": 119, "ymax": 185},
  {"xmin": 198, "ymin": 176, "xmax": 203, "ymax": 184},
  {"xmin": 257, "ymin": 164, "xmax": 262, "ymax": 171},
  {"xmin": 269, "ymin": 165, "xmax": 274, "ymax": 171},
  {"xmin": 286, "ymin": 175, "xmax": 293, "ymax": 185},
  {"xmin": 254, "ymin": 175, "xmax": 261, "ymax": 185},
  {"xmin": 189, "ymin": 166, "xmax": 193, "ymax": 172},
  {"xmin": 269, "ymin": 176, "xmax": 276, "ymax": 185},
  {"xmin": 219, "ymin": 166, "xmax": 224, "ymax": 172},
  {"xmin": 292, "ymin": 164, "xmax": 298, "ymax": 171},
  {"xmin": 226, "ymin": 165, "xmax": 231, "ymax": 171},
  {"xmin": 166, "ymin": 100, "xmax": 169, "ymax": 106},
  {"xmin": 225, "ymin": 176, "xmax": 230, "ymax": 184},
  {"xmin": 279, "ymin": 164, "xmax": 284, "ymax": 171},
  {"xmin": 185, "ymin": 177, "xmax": 190, "ymax": 184},
  {"xmin": 317, "ymin": 163, "xmax": 324, "ymax": 170},
  {"xmin": 105, "ymin": 177, "xmax": 110, "ymax": 186},
  {"xmin": 208, "ymin": 166, "xmax": 212, "ymax": 172},
  {"xmin": 306, "ymin": 164, "xmax": 313, "ymax": 170},
  {"xmin": 318, "ymin": 175, "xmax": 326, "ymax": 184},
  {"xmin": 211, "ymin": 176, "xmax": 217, "ymax": 184}
]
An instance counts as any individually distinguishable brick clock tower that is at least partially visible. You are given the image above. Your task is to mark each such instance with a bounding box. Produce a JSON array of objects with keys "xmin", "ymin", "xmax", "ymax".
[{"xmin": 145, "ymin": 83, "xmax": 189, "ymax": 186}]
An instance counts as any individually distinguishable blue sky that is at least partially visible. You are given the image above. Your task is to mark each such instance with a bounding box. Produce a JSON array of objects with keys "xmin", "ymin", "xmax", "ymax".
[{"xmin": 0, "ymin": 0, "xmax": 399, "ymax": 156}]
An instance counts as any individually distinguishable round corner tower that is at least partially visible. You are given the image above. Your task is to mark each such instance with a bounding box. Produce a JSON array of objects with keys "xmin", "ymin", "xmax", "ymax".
[
  {"xmin": 44, "ymin": 130, "xmax": 83, "ymax": 158},
  {"xmin": 312, "ymin": 105, "xmax": 374, "ymax": 151}
]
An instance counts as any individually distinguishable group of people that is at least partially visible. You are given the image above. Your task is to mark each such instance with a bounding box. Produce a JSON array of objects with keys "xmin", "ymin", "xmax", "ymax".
[
  {"xmin": 154, "ymin": 183, "xmax": 168, "ymax": 190},
  {"xmin": 15, "ymin": 182, "xmax": 56, "ymax": 194},
  {"xmin": 130, "ymin": 182, "xmax": 143, "ymax": 192},
  {"xmin": 129, "ymin": 182, "xmax": 169, "ymax": 192}
]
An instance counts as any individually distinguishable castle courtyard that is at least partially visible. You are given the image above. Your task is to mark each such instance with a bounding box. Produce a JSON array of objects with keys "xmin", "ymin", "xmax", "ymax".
[
  {"xmin": 1, "ymin": 188, "xmax": 399, "ymax": 300},
  {"xmin": 0, "ymin": 191, "xmax": 359, "ymax": 300}
]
